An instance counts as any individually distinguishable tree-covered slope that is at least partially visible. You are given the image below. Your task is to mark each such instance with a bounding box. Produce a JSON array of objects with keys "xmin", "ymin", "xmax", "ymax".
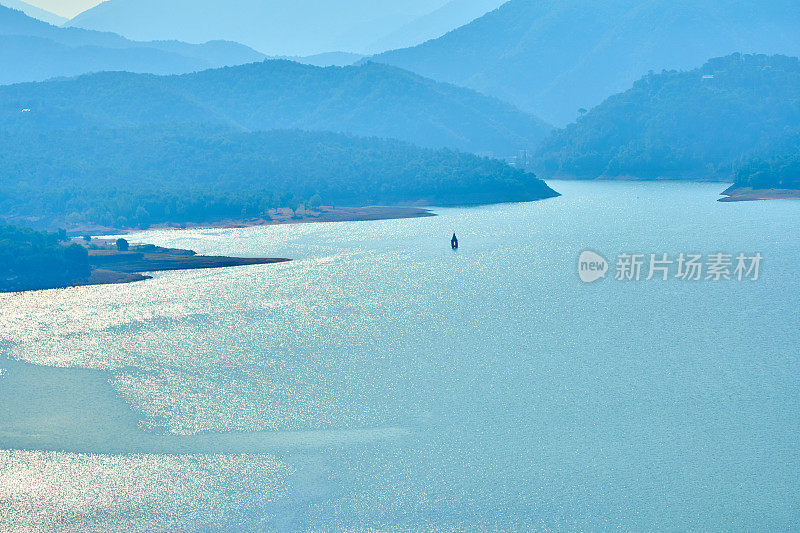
[
  {"xmin": 0, "ymin": 60, "xmax": 552, "ymax": 156},
  {"xmin": 372, "ymin": 0, "xmax": 800, "ymax": 126},
  {"xmin": 0, "ymin": 126, "xmax": 559, "ymax": 229},
  {"xmin": 731, "ymin": 132, "xmax": 800, "ymax": 190},
  {"xmin": 534, "ymin": 54, "xmax": 800, "ymax": 180}
]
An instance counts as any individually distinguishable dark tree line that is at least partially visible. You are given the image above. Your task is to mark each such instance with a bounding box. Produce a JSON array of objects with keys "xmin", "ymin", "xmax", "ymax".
[{"xmin": 0, "ymin": 225, "xmax": 90, "ymax": 292}]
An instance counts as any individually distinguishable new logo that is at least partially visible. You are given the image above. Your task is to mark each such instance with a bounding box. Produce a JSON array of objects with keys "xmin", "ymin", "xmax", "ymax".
[{"xmin": 578, "ymin": 251, "xmax": 608, "ymax": 283}]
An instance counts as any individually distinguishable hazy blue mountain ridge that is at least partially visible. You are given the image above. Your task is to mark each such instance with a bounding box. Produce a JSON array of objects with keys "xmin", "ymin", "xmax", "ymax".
[
  {"xmin": 65, "ymin": 0, "xmax": 454, "ymax": 56},
  {"xmin": 0, "ymin": 0, "xmax": 65, "ymax": 25},
  {"xmin": 367, "ymin": 0, "xmax": 507, "ymax": 53},
  {"xmin": 0, "ymin": 5, "xmax": 266, "ymax": 84},
  {"xmin": 0, "ymin": 60, "xmax": 552, "ymax": 156},
  {"xmin": 372, "ymin": 0, "xmax": 800, "ymax": 125}
]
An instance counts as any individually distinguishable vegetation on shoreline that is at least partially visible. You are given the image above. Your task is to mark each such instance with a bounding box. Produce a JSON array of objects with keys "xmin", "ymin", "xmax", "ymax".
[
  {"xmin": 732, "ymin": 132, "xmax": 800, "ymax": 190},
  {"xmin": 0, "ymin": 225, "xmax": 90, "ymax": 292},
  {"xmin": 0, "ymin": 224, "xmax": 290, "ymax": 292}
]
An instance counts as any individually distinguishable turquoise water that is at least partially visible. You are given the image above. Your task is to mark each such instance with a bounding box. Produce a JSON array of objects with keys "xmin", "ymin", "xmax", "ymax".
[{"xmin": 1, "ymin": 181, "xmax": 799, "ymax": 530}]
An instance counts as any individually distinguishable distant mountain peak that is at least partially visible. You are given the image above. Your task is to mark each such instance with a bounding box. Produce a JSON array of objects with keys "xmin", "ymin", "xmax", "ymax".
[{"xmin": 0, "ymin": 0, "xmax": 65, "ymax": 25}]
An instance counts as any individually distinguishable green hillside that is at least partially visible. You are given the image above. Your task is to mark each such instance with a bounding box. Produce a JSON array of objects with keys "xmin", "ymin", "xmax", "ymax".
[
  {"xmin": 534, "ymin": 54, "xmax": 800, "ymax": 180},
  {"xmin": 0, "ymin": 126, "xmax": 559, "ymax": 229}
]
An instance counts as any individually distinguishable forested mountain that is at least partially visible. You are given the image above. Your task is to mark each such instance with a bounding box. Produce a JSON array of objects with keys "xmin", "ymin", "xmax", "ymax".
[
  {"xmin": 0, "ymin": 5, "xmax": 265, "ymax": 84},
  {"xmin": 0, "ymin": 0, "xmax": 65, "ymax": 25},
  {"xmin": 0, "ymin": 126, "xmax": 559, "ymax": 229},
  {"xmin": 534, "ymin": 54, "xmax": 800, "ymax": 180},
  {"xmin": 0, "ymin": 60, "xmax": 551, "ymax": 156},
  {"xmin": 372, "ymin": 0, "xmax": 800, "ymax": 125},
  {"xmin": 66, "ymin": 0, "xmax": 453, "ymax": 56}
]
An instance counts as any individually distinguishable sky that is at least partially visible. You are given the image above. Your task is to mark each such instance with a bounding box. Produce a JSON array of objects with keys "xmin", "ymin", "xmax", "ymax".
[{"xmin": 24, "ymin": 0, "xmax": 102, "ymax": 18}]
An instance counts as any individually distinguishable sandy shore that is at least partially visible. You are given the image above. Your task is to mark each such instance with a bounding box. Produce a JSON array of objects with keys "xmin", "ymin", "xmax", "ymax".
[
  {"xmin": 66, "ymin": 205, "xmax": 436, "ymax": 237},
  {"xmin": 719, "ymin": 187, "xmax": 800, "ymax": 202}
]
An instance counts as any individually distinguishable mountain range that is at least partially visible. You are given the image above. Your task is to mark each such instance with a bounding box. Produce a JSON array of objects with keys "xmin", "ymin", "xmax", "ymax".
[
  {"xmin": 534, "ymin": 54, "xmax": 800, "ymax": 180},
  {"xmin": 372, "ymin": 0, "xmax": 800, "ymax": 126},
  {"xmin": 65, "ymin": 0, "xmax": 453, "ymax": 56},
  {"xmin": 0, "ymin": 5, "xmax": 266, "ymax": 84},
  {"xmin": 0, "ymin": 59, "xmax": 552, "ymax": 156}
]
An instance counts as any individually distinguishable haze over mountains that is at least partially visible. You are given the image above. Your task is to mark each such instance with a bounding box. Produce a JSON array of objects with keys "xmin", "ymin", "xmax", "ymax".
[
  {"xmin": 535, "ymin": 54, "xmax": 800, "ymax": 181},
  {"xmin": 369, "ymin": 0, "xmax": 506, "ymax": 53},
  {"xmin": 0, "ymin": 1, "xmax": 566, "ymax": 230},
  {"xmin": 1, "ymin": 60, "xmax": 551, "ymax": 156},
  {"xmin": 0, "ymin": 5, "xmax": 265, "ymax": 84},
  {"xmin": 372, "ymin": 0, "xmax": 800, "ymax": 125},
  {"xmin": 66, "ymin": 0, "xmax": 459, "ymax": 56},
  {"xmin": 0, "ymin": 0, "xmax": 65, "ymax": 24}
]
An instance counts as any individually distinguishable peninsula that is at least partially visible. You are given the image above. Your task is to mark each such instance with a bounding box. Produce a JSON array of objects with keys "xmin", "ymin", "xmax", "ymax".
[
  {"xmin": 82, "ymin": 240, "xmax": 290, "ymax": 288},
  {"xmin": 0, "ymin": 225, "xmax": 289, "ymax": 293},
  {"xmin": 719, "ymin": 187, "xmax": 800, "ymax": 202}
]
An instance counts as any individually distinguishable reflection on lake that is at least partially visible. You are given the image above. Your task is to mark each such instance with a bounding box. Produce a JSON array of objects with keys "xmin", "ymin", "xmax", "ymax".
[{"xmin": 1, "ymin": 181, "xmax": 799, "ymax": 530}]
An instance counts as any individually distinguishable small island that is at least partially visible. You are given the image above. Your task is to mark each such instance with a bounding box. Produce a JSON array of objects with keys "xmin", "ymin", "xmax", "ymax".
[{"xmin": 0, "ymin": 226, "xmax": 289, "ymax": 293}]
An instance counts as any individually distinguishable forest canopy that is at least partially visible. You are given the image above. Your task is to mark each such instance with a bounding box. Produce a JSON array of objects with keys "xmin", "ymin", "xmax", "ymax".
[
  {"xmin": 0, "ymin": 224, "xmax": 89, "ymax": 291},
  {"xmin": 535, "ymin": 54, "xmax": 800, "ymax": 181},
  {"xmin": 0, "ymin": 126, "xmax": 558, "ymax": 229}
]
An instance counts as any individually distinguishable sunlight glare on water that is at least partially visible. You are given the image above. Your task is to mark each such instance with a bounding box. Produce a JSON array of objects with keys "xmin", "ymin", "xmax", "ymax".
[{"xmin": 1, "ymin": 181, "xmax": 799, "ymax": 530}]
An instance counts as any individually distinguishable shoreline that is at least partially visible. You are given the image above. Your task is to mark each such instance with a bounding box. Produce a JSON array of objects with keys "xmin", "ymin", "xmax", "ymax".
[
  {"xmin": 1, "ymin": 243, "xmax": 290, "ymax": 294},
  {"xmin": 543, "ymin": 174, "xmax": 733, "ymax": 183},
  {"xmin": 65, "ymin": 205, "xmax": 436, "ymax": 237},
  {"xmin": 719, "ymin": 187, "xmax": 800, "ymax": 202},
  {"xmin": 3, "ymin": 205, "xmax": 434, "ymax": 294}
]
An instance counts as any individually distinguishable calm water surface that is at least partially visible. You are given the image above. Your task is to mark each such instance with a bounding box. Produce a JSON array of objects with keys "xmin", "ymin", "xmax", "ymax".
[{"xmin": 1, "ymin": 181, "xmax": 799, "ymax": 530}]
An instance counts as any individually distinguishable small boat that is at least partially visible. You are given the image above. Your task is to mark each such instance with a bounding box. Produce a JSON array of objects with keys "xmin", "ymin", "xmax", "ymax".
[{"xmin": 451, "ymin": 233, "xmax": 459, "ymax": 249}]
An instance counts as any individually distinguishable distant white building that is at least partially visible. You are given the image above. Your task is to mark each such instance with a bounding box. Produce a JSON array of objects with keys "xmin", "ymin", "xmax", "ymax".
[{"xmin": 509, "ymin": 149, "xmax": 531, "ymax": 169}]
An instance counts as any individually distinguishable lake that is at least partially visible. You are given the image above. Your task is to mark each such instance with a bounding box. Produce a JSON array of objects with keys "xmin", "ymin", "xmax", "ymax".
[{"xmin": 1, "ymin": 181, "xmax": 799, "ymax": 530}]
